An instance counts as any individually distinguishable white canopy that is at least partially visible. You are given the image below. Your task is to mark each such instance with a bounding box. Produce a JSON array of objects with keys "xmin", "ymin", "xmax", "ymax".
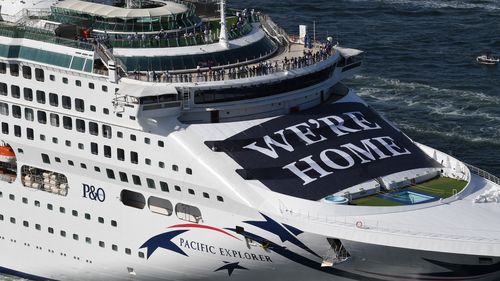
[{"xmin": 55, "ymin": 0, "xmax": 188, "ymax": 19}]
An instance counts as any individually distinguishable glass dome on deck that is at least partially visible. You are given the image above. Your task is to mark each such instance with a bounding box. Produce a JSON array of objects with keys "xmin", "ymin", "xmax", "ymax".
[{"xmin": 50, "ymin": 0, "xmax": 199, "ymax": 33}]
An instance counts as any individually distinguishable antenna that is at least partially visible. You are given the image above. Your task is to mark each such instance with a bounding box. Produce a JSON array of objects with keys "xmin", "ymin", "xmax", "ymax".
[{"xmin": 218, "ymin": 0, "xmax": 229, "ymax": 48}]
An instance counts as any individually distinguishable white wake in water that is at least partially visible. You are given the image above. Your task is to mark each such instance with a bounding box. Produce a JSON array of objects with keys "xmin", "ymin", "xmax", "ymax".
[
  {"xmin": 345, "ymin": 0, "xmax": 500, "ymax": 10},
  {"xmin": 351, "ymin": 75, "xmax": 500, "ymax": 144}
]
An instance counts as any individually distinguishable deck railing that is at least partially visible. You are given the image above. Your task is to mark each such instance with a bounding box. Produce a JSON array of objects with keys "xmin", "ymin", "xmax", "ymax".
[{"xmin": 465, "ymin": 163, "xmax": 500, "ymax": 185}]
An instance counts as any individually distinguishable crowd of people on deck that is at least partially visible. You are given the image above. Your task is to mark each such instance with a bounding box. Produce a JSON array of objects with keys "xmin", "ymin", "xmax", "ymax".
[{"xmin": 133, "ymin": 39, "xmax": 335, "ymax": 83}]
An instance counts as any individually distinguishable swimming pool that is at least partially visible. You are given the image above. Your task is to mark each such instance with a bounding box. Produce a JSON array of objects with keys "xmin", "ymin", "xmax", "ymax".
[{"xmin": 379, "ymin": 190, "xmax": 437, "ymax": 205}]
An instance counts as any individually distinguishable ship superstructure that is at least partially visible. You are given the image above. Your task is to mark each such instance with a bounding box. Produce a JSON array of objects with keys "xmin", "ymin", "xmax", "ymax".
[{"xmin": 0, "ymin": 0, "xmax": 499, "ymax": 280}]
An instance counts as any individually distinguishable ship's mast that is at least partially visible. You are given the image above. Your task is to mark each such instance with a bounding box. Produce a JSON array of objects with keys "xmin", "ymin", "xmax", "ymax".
[{"xmin": 219, "ymin": 0, "xmax": 229, "ymax": 48}]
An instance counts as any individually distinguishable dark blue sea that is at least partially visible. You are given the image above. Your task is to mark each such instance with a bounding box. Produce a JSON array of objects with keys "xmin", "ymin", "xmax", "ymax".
[{"xmin": 233, "ymin": 0, "xmax": 500, "ymax": 176}]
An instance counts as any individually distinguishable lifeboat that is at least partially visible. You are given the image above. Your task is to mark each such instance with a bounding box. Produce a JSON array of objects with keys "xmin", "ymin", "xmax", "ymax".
[{"xmin": 0, "ymin": 143, "xmax": 16, "ymax": 163}]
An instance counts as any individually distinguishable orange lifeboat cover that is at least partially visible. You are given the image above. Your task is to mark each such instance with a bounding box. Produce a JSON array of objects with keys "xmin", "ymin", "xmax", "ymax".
[{"xmin": 0, "ymin": 146, "xmax": 15, "ymax": 157}]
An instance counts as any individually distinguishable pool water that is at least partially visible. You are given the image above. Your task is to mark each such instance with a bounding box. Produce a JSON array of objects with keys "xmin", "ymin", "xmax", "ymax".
[{"xmin": 379, "ymin": 190, "xmax": 437, "ymax": 205}]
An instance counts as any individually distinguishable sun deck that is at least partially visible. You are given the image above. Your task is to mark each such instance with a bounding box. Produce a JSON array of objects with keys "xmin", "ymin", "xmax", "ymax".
[{"xmin": 351, "ymin": 177, "xmax": 468, "ymax": 206}]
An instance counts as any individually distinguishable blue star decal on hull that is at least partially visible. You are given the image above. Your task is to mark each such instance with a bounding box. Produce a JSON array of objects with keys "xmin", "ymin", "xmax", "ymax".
[
  {"xmin": 244, "ymin": 213, "xmax": 320, "ymax": 258},
  {"xmin": 214, "ymin": 261, "xmax": 248, "ymax": 276},
  {"xmin": 140, "ymin": 229, "xmax": 188, "ymax": 259}
]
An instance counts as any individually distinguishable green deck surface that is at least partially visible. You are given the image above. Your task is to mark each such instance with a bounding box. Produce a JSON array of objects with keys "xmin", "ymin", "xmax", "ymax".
[{"xmin": 351, "ymin": 177, "xmax": 467, "ymax": 207}]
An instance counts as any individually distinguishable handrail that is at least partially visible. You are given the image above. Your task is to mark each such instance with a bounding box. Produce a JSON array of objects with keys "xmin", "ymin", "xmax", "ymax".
[{"xmin": 465, "ymin": 163, "xmax": 500, "ymax": 185}]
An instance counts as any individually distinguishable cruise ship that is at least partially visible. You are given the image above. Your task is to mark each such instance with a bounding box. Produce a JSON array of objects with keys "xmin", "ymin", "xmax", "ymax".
[{"xmin": 0, "ymin": 0, "xmax": 499, "ymax": 280}]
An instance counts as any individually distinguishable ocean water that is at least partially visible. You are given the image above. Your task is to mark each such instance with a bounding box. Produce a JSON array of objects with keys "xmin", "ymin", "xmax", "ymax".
[
  {"xmin": 1, "ymin": 0, "xmax": 499, "ymax": 280},
  {"xmin": 231, "ymin": 0, "xmax": 500, "ymax": 176}
]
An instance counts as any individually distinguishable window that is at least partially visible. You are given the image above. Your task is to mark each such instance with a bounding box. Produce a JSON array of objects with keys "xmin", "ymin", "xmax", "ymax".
[
  {"xmin": 54, "ymin": 156, "xmax": 60, "ymax": 162},
  {"xmin": 36, "ymin": 90, "xmax": 45, "ymax": 104},
  {"xmin": 94, "ymin": 166, "xmax": 101, "ymax": 172},
  {"xmin": 80, "ymin": 163, "xmax": 87, "ymax": 169},
  {"xmin": 0, "ymin": 103, "xmax": 8, "ymax": 115},
  {"xmin": 63, "ymin": 116, "xmax": 72, "ymax": 130},
  {"xmin": 75, "ymin": 80, "xmax": 81, "ymax": 87},
  {"xmin": 23, "ymin": 220, "xmax": 29, "ymax": 227},
  {"xmin": 217, "ymin": 196, "xmax": 224, "ymax": 202},
  {"xmin": 14, "ymin": 125, "xmax": 21, "ymax": 137},
  {"xmin": 0, "ymin": 62, "xmax": 5, "ymax": 74},
  {"xmin": 175, "ymin": 203, "xmax": 202, "ymax": 223},
  {"xmin": 75, "ymin": 98, "xmax": 84, "ymax": 112},
  {"xmin": 159, "ymin": 162, "xmax": 165, "ymax": 168},
  {"xmin": 138, "ymin": 252, "xmax": 145, "ymax": 259},
  {"xmin": 41, "ymin": 153, "xmax": 50, "ymax": 164},
  {"xmin": 23, "ymin": 88, "xmax": 33, "ymax": 101},
  {"xmin": 89, "ymin": 122, "xmax": 98, "ymax": 135},
  {"xmin": 98, "ymin": 217, "xmax": 104, "ymax": 224},
  {"xmin": 130, "ymin": 151, "xmax": 138, "ymax": 164},
  {"xmin": 88, "ymin": 82, "xmax": 94, "ymax": 89},
  {"xmin": 125, "ymin": 248, "xmax": 131, "ymax": 255},
  {"xmin": 49, "ymin": 74, "xmax": 55, "ymax": 81},
  {"xmin": 76, "ymin": 119, "xmax": 85, "ymax": 132},
  {"xmin": 0, "ymin": 82, "xmax": 6, "ymax": 95},
  {"xmin": 50, "ymin": 113, "xmax": 59, "ymax": 127},
  {"xmin": 117, "ymin": 149, "xmax": 125, "ymax": 161},
  {"xmin": 48, "ymin": 227, "xmax": 54, "ymax": 234},
  {"xmin": 22, "ymin": 197, "xmax": 28, "ymax": 204},
  {"xmin": 68, "ymin": 160, "xmax": 74, "ymax": 166},
  {"xmin": 132, "ymin": 175, "xmax": 141, "ymax": 186},
  {"xmin": 12, "ymin": 105, "xmax": 21, "ymax": 118},
  {"xmin": 40, "ymin": 134, "xmax": 45, "ymax": 141},
  {"xmin": 62, "ymin": 96, "xmax": 71, "ymax": 109},
  {"xmin": 130, "ymin": 134, "xmax": 136, "ymax": 141},
  {"xmin": 37, "ymin": 110, "xmax": 46, "ymax": 124},
  {"xmin": 111, "ymin": 220, "xmax": 117, "ymax": 227},
  {"xmin": 73, "ymin": 234, "xmax": 79, "ymax": 240},
  {"xmin": 112, "ymin": 245, "xmax": 118, "ymax": 251},
  {"xmin": 11, "ymin": 85, "xmax": 20, "ymax": 98},
  {"xmin": 102, "ymin": 125, "xmax": 112, "ymax": 138},
  {"xmin": 62, "ymin": 77, "xmax": 68, "ymax": 84},
  {"xmin": 119, "ymin": 172, "xmax": 128, "ymax": 182},
  {"xmin": 72, "ymin": 210, "xmax": 78, "ymax": 217},
  {"xmin": 26, "ymin": 128, "xmax": 34, "ymax": 140},
  {"xmin": 106, "ymin": 169, "xmax": 115, "ymax": 179},
  {"xmin": 146, "ymin": 178, "xmax": 156, "ymax": 189},
  {"xmin": 85, "ymin": 237, "xmax": 91, "ymax": 244},
  {"xmin": 85, "ymin": 213, "xmax": 91, "ymax": 220},
  {"xmin": 99, "ymin": 241, "xmax": 105, "ymax": 248},
  {"xmin": 102, "ymin": 85, "xmax": 108, "ymax": 92},
  {"xmin": 35, "ymin": 224, "xmax": 41, "ymax": 230},
  {"xmin": 172, "ymin": 165, "xmax": 178, "ymax": 172},
  {"xmin": 120, "ymin": 190, "xmax": 146, "ymax": 209},
  {"xmin": 91, "ymin": 142, "xmax": 98, "ymax": 155},
  {"xmin": 104, "ymin": 145, "xmax": 111, "ymax": 158},
  {"xmin": 1, "ymin": 122, "xmax": 8, "ymax": 134},
  {"xmin": 90, "ymin": 105, "xmax": 96, "ymax": 112},
  {"xmin": 78, "ymin": 143, "xmax": 84, "ymax": 150},
  {"xmin": 203, "ymin": 192, "xmax": 210, "ymax": 199},
  {"xmin": 174, "ymin": 185, "xmax": 181, "ymax": 192},
  {"xmin": 145, "ymin": 158, "xmax": 151, "ymax": 165},
  {"xmin": 186, "ymin": 168, "xmax": 192, "ymax": 175},
  {"xmin": 144, "ymin": 138, "xmax": 150, "ymax": 144},
  {"xmin": 22, "ymin": 65, "xmax": 32, "ymax": 79},
  {"xmin": 25, "ymin": 108, "xmax": 34, "ymax": 121},
  {"xmin": 60, "ymin": 230, "xmax": 66, "ymax": 237},
  {"xmin": 117, "ymin": 131, "xmax": 123, "ymax": 138},
  {"xmin": 158, "ymin": 141, "xmax": 164, "ymax": 147},
  {"xmin": 35, "ymin": 68, "xmax": 44, "ymax": 82},
  {"xmin": 10, "ymin": 64, "xmax": 19, "ymax": 76},
  {"xmin": 103, "ymin": 108, "xmax": 109, "ymax": 115},
  {"xmin": 49, "ymin": 93, "xmax": 58, "ymax": 106},
  {"xmin": 188, "ymin": 189, "xmax": 195, "ymax": 195},
  {"xmin": 160, "ymin": 181, "xmax": 169, "ymax": 192}
]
